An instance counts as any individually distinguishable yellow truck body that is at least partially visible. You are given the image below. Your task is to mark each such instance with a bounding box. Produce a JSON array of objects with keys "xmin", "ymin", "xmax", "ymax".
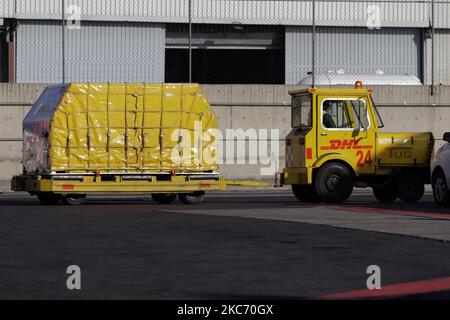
[{"xmin": 282, "ymin": 86, "xmax": 434, "ymax": 203}]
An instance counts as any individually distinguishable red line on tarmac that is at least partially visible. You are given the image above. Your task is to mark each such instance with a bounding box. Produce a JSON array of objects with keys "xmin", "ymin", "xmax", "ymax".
[
  {"xmin": 335, "ymin": 206, "xmax": 450, "ymax": 220},
  {"xmin": 317, "ymin": 276, "xmax": 450, "ymax": 299}
]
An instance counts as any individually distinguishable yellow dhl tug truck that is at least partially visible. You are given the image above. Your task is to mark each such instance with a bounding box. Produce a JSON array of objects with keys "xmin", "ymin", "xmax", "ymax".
[
  {"xmin": 11, "ymin": 83, "xmax": 266, "ymax": 205},
  {"xmin": 278, "ymin": 81, "xmax": 434, "ymax": 203}
]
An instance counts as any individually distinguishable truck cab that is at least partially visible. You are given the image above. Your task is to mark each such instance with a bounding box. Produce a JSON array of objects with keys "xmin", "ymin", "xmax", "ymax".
[{"xmin": 282, "ymin": 82, "xmax": 434, "ymax": 203}]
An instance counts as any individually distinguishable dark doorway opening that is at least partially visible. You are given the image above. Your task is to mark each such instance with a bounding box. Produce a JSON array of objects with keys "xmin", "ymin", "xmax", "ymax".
[
  {"xmin": 165, "ymin": 49, "xmax": 284, "ymax": 84},
  {"xmin": 0, "ymin": 27, "xmax": 8, "ymax": 82}
]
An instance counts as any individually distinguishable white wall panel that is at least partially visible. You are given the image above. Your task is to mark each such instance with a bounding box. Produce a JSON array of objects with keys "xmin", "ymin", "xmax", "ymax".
[
  {"xmin": 0, "ymin": 0, "xmax": 439, "ymax": 28},
  {"xmin": 286, "ymin": 26, "xmax": 421, "ymax": 84},
  {"xmin": 16, "ymin": 20, "xmax": 165, "ymax": 83}
]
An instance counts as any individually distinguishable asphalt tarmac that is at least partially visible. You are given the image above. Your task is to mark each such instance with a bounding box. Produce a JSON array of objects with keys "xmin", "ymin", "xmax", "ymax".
[{"xmin": 1, "ymin": 190, "xmax": 450, "ymax": 299}]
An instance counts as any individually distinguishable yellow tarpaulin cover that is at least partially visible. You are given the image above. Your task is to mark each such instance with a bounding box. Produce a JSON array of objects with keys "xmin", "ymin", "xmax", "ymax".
[{"xmin": 48, "ymin": 83, "xmax": 218, "ymax": 173}]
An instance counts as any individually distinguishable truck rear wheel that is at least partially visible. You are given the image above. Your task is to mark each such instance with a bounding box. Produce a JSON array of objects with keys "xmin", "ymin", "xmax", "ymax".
[
  {"xmin": 179, "ymin": 192, "xmax": 205, "ymax": 205},
  {"xmin": 63, "ymin": 194, "xmax": 86, "ymax": 206},
  {"xmin": 395, "ymin": 172, "xmax": 424, "ymax": 203},
  {"xmin": 151, "ymin": 193, "xmax": 177, "ymax": 204},
  {"xmin": 372, "ymin": 186, "xmax": 397, "ymax": 202},
  {"xmin": 37, "ymin": 192, "xmax": 62, "ymax": 205},
  {"xmin": 292, "ymin": 184, "xmax": 321, "ymax": 203},
  {"xmin": 315, "ymin": 163, "xmax": 353, "ymax": 203},
  {"xmin": 432, "ymin": 170, "xmax": 450, "ymax": 206}
]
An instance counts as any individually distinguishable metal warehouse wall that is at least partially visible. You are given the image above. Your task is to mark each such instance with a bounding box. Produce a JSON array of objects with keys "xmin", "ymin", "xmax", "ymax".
[
  {"xmin": 0, "ymin": 0, "xmax": 440, "ymax": 28},
  {"xmin": 16, "ymin": 20, "xmax": 165, "ymax": 83},
  {"xmin": 1, "ymin": 84, "xmax": 450, "ymax": 181},
  {"xmin": 425, "ymin": 30, "xmax": 450, "ymax": 86},
  {"xmin": 285, "ymin": 27, "xmax": 421, "ymax": 85}
]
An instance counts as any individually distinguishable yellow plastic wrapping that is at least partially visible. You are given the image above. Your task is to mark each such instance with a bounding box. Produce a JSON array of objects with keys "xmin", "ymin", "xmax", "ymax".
[{"xmin": 47, "ymin": 83, "xmax": 218, "ymax": 173}]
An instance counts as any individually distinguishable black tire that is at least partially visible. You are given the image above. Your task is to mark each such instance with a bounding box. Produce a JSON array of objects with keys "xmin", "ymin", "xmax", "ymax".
[
  {"xmin": 395, "ymin": 172, "xmax": 424, "ymax": 203},
  {"xmin": 63, "ymin": 194, "xmax": 86, "ymax": 206},
  {"xmin": 151, "ymin": 193, "xmax": 177, "ymax": 204},
  {"xmin": 179, "ymin": 192, "xmax": 205, "ymax": 205},
  {"xmin": 315, "ymin": 162, "xmax": 354, "ymax": 203},
  {"xmin": 37, "ymin": 192, "xmax": 61, "ymax": 205},
  {"xmin": 372, "ymin": 186, "xmax": 398, "ymax": 202},
  {"xmin": 432, "ymin": 170, "xmax": 450, "ymax": 206},
  {"xmin": 292, "ymin": 184, "xmax": 321, "ymax": 203}
]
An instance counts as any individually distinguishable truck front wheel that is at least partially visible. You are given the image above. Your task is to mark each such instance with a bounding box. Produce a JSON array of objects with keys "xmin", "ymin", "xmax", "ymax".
[
  {"xmin": 372, "ymin": 186, "xmax": 397, "ymax": 202},
  {"xmin": 395, "ymin": 172, "xmax": 424, "ymax": 203},
  {"xmin": 315, "ymin": 163, "xmax": 353, "ymax": 203},
  {"xmin": 292, "ymin": 184, "xmax": 321, "ymax": 203}
]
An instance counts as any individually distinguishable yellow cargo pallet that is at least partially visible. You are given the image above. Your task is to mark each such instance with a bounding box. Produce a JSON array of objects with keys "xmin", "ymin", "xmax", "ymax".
[
  {"xmin": 12, "ymin": 174, "xmax": 225, "ymax": 194},
  {"xmin": 15, "ymin": 83, "xmax": 269, "ymax": 205},
  {"xmin": 11, "ymin": 174, "xmax": 269, "ymax": 194},
  {"xmin": 23, "ymin": 83, "xmax": 219, "ymax": 175}
]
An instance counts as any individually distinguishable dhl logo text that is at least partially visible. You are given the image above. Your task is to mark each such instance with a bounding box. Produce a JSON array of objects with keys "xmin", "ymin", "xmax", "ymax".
[{"xmin": 320, "ymin": 139, "xmax": 372, "ymax": 151}]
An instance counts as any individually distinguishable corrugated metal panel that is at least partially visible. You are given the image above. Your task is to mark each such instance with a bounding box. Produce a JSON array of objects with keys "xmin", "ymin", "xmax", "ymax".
[
  {"xmin": 315, "ymin": 1, "xmax": 429, "ymax": 28},
  {"xmin": 17, "ymin": 0, "xmax": 62, "ymax": 17},
  {"xmin": 16, "ymin": 20, "xmax": 165, "ymax": 83},
  {"xmin": 65, "ymin": 21, "xmax": 165, "ymax": 82},
  {"xmin": 285, "ymin": 26, "xmax": 421, "ymax": 84},
  {"xmin": 16, "ymin": 21, "xmax": 63, "ymax": 83},
  {"xmin": 0, "ymin": 0, "xmax": 15, "ymax": 19},
  {"xmin": 1, "ymin": 0, "xmax": 439, "ymax": 28},
  {"xmin": 435, "ymin": 2, "xmax": 450, "ymax": 29},
  {"xmin": 424, "ymin": 30, "xmax": 450, "ymax": 85}
]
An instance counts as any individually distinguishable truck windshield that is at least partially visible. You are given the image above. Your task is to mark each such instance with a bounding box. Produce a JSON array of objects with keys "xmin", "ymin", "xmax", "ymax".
[
  {"xmin": 350, "ymin": 99, "xmax": 370, "ymax": 129},
  {"xmin": 292, "ymin": 94, "xmax": 312, "ymax": 128},
  {"xmin": 370, "ymin": 96, "xmax": 385, "ymax": 128}
]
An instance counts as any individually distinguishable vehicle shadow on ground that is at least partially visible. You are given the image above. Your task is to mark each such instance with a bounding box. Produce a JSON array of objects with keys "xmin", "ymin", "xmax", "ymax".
[{"xmin": 1, "ymin": 194, "xmax": 449, "ymax": 216}]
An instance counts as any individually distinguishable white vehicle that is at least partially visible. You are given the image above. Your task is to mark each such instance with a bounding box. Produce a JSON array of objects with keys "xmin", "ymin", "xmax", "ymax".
[{"xmin": 431, "ymin": 133, "xmax": 450, "ymax": 206}]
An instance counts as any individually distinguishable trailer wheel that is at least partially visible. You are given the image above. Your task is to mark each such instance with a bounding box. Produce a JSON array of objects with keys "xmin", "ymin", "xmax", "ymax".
[
  {"xmin": 372, "ymin": 186, "xmax": 397, "ymax": 202},
  {"xmin": 179, "ymin": 192, "xmax": 205, "ymax": 205},
  {"xmin": 292, "ymin": 184, "xmax": 321, "ymax": 203},
  {"xmin": 151, "ymin": 193, "xmax": 177, "ymax": 204},
  {"xmin": 315, "ymin": 162, "xmax": 353, "ymax": 203},
  {"xmin": 37, "ymin": 192, "xmax": 62, "ymax": 205},
  {"xmin": 63, "ymin": 194, "xmax": 86, "ymax": 206},
  {"xmin": 432, "ymin": 170, "xmax": 450, "ymax": 206},
  {"xmin": 395, "ymin": 172, "xmax": 424, "ymax": 203}
]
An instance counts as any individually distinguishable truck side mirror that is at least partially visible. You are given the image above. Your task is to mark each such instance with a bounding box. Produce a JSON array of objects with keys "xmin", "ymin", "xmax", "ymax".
[{"xmin": 444, "ymin": 132, "xmax": 450, "ymax": 143}]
